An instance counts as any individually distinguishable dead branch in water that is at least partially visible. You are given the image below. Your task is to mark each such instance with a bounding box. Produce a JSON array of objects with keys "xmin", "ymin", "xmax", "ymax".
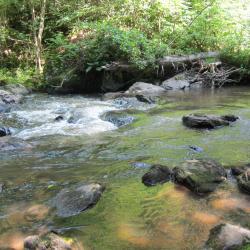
[{"xmin": 188, "ymin": 61, "xmax": 241, "ymax": 88}]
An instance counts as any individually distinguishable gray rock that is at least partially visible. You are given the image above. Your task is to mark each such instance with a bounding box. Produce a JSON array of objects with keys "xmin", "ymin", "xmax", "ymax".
[
  {"xmin": 101, "ymin": 110, "xmax": 135, "ymax": 127},
  {"xmin": 162, "ymin": 73, "xmax": 190, "ymax": 90},
  {"xmin": 4, "ymin": 83, "xmax": 30, "ymax": 96},
  {"xmin": 173, "ymin": 159, "xmax": 227, "ymax": 194},
  {"xmin": 126, "ymin": 82, "xmax": 166, "ymax": 97},
  {"xmin": 0, "ymin": 89, "xmax": 23, "ymax": 104},
  {"xmin": 142, "ymin": 165, "xmax": 172, "ymax": 186},
  {"xmin": 237, "ymin": 170, "xmax": 250, "ymax": 195},
  {"xmin": 24, "ymin": 233, "xmax": 72, "ymax": 250},
  {"xmin": 182, "ymin": 113, "xmax": 239, "ymax": 129},
  {"xmin": 205, "ymin": 224, "xmax": 250, "ymax": 250},
  {"xmin": 51, "ymin": 183, "xmax": 105, "ymax": 217}
]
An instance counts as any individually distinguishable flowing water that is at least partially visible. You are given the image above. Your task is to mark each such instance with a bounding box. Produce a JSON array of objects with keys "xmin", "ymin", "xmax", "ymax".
[{"xmin": 0, "ymin": 87, "xmax": 250, "ymax": 249}]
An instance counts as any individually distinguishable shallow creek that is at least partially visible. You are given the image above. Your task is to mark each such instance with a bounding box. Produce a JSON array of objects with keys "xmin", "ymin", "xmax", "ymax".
[{"xmin": 0, "ymin": 87, "xmax": 250, "ymax": 249}]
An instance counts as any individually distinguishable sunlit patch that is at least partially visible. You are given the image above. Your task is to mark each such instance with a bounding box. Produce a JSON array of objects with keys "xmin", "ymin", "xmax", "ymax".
[
  {"xmin": 192, "ymin": 212, "xmax": 220, "ymax": 225},
  {"xmin": 211, "ymin": 198, "xmax": 250, "ymax": 213},
  {"xmin": 0, "ymin": 232, "xmax": 25, "ymax": 250},
  {"xmin": 155, "ymin": 184, "xmax": 190, "ymax": 202},
  {"xmin": 117, "ymin": 223, "xmax": 150, "ymax": 247},
  {"xmin": 5, "ymin": 203, "xmax": 49, "ymax": 226},
  {"xmin": 25, "ymin": 204, "xmax": 49, "ymax": 221}
]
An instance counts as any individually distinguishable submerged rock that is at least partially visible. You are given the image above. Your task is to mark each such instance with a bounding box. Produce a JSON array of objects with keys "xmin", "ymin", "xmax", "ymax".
[
  {"xmin": 0, "ymin": 126, "xmax": 11, "ymax": 137},
  {"xmin": 101, "ymin": 110, "xmax": 135, "ymax": 127},
  {"xmin": 162, "ymin": 73, "xmax": 190, "ymax": 90},
  {"xmin": 102, "ymin": 92, "xmax": 130, "ymax": 101},
  {"xmin": 131, "ymin": 162, "xmax": 152, "ymax": 169},
  {"xmin": 182, "ymin": 113, "xmax": 238, "ymax": 129},
  {"xmin": 51, "ymin": 183, "xmax": 105, "ymax": 217},
  {"xmin": 0, "ymin": 104, "xmax": 11, "ymax": 113},
  {"xmin": 24, "ymin": 233, "xmax": 71, "ymax": 250},
  {"xmin": 126, "ymin": 82, "xmax": 166, "ymax": 97},
  {"xmin": 135, "ymin": 94, "xmax": 155, "ymax": 104},
  {"xmin": 0, "ymin": 137, "xmax": 32, "ymax": 151},
  {"xmin": 205, "ymin": 224, "xmax": 250, "ymax": 250},
  {"xmin": 142, "ymin": 165, "xmax": 172, "ymax": 186},
  {"xmin": 55, "ymin": 115, "xmax": 64, "ymax": 121},
  {"xmin": 173, "ymin": 159, "xmax": 227, "ymax": 194},
  {"xmin": 237, "ymin": 170, "xmax": 250, "ymax": 195}
]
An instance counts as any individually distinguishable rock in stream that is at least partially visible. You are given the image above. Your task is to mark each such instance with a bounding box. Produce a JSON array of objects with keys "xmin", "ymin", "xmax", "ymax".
[
  {"xmin": 205, "ymin": 223, "xmax": 250, "ymax": 250},
  {"xmin": 173, "ymin": 159, "xmax": 227, "ymax": 194},
  {"xmin": 24, "ymin": 233, "xmax": 72, "ymax": 250},
  {"xmin": 51, "ymin": 183, "xmax": 105, "ymax": 217},
  {"xmin": 182, "ymin": 113, "xmax": 238, "ymax": 129},
  {"xmin": 142, "ymin": 165, "xmax": 172, "ymax": 186}
]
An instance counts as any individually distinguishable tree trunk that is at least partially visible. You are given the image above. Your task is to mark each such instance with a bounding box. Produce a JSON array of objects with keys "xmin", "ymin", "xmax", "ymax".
[{"xmin": 31, "ymin": 0, "xmax": 46, "ymax": 74}]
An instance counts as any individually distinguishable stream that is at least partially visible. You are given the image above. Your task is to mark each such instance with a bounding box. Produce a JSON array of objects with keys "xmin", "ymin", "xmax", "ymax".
[{"xmin": 0, "ymin": 87, "xmax": 250, "ymax": 249}]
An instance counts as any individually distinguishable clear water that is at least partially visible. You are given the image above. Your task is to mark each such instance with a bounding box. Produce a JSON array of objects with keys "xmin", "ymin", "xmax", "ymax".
[{"xmin": 0, "ymin": 87, "xmax": 250, "ymax": 249}]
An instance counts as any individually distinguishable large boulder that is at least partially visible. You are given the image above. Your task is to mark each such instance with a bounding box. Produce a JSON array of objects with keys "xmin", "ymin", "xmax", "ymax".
[
  {"xmin": 237, "ymin": 170, "xmax": 250, "ymax": 195},
  {"xmin": 24, "ymin": 233, "xmax": 72, "ymax": 250},
  {"xmin": 4, "ymin": 83, "xmax": 30, "ymax": 96},
  {"xmin": 51, "ymin": 183, "xmax": 105, "ymax": 217},
  {"xmin": 142, "ymin": 165, "xmax": 172, "ymax": 186},
  {"xmin": 0, "ymin": 89, "xmax": 23, "ymax": 104},
  {"xmin": 173, "ymin": 159, "xmax": 227, "ymax": 194},
  {"xmin": 182, "ymin": 114, "xmax": 238, "ymax": 129},
  {"xmin": 205, "ymin": 224, "xmax": 250, "ymax": 250},
  {"xmin": 161, "ymin": 73, "xmax": 190, "ymax": 90},
  {"xmin": 126, "ymin": 82, "xmax": 166, "ymax": 97},
  {"xmin": 101, "ymin": 110, "xmax": 135, "ymax": 127}
]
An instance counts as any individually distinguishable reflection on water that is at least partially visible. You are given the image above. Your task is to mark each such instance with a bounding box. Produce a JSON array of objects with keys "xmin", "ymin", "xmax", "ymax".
[{"xmin": 1, "ymin": 87, "xmax": 250, "ymax": 249}]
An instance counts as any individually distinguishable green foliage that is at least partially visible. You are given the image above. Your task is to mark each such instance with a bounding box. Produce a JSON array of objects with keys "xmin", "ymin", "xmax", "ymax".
[
  {"xmin": 1, "ymin": 0, "xmax": 250, "ymax": 88},
  {"xmin": 45, "ymin": 24, "xmax": 167, "ymax": 84},
  {"xmin": 0, "ymin": 68, "xmax": 41, "ymax": 88}
]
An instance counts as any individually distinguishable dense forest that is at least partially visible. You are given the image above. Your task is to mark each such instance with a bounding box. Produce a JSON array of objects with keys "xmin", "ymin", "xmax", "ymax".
[{"xmin": 0, "ymin": 0, "xmax": 249, "ymax": 90}]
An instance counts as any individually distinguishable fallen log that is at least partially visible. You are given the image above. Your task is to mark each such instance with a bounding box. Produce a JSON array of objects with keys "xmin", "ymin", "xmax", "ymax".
[
  {"xmin": 102, "ymin": 52, "xmax": 220, "ymax": 72},
  {"xmin": 158, "ymin": 52, "xmax": 220, "ymax": 66}
]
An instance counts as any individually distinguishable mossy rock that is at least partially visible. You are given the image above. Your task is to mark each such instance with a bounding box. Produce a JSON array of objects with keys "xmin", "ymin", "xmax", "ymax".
[{"xmin": 173, "ymin": 159, "xmax": 227, "ymax": 194}]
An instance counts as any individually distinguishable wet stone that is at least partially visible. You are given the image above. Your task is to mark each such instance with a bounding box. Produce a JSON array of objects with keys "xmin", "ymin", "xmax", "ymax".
[
  {"xmin": 101, "ymin": 110, "xmax": 135, "ymax": 127},
  {"xmin": 51, "ymin": 183, "xmax": 105, "ymax": 217},
  {"xmin": 0, "ymin": 127, "xmax": 11, "ymax": 137},
  {"xmin": 142, "ymin": 165, "xmax": 172, "ymax": 186},
  {"xmin": 182, "ymin": 113, "xmax": 239, "ymax": 129},
  {"xmin": 205, "ymin": 223, "xmax": 250, "ymax": 250},
  {"xmin": 24, "ymin": 233, "xmax": 72, "ymax": 250},
  {"xmin": 173, "ymin": 159, "xmax": 227, "ymax": 194}
]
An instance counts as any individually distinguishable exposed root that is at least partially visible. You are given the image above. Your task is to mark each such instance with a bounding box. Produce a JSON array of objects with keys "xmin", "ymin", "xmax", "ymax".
[{"xmin": 188, "ymin": 61, "xmax": 241, "ymax": 88}]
